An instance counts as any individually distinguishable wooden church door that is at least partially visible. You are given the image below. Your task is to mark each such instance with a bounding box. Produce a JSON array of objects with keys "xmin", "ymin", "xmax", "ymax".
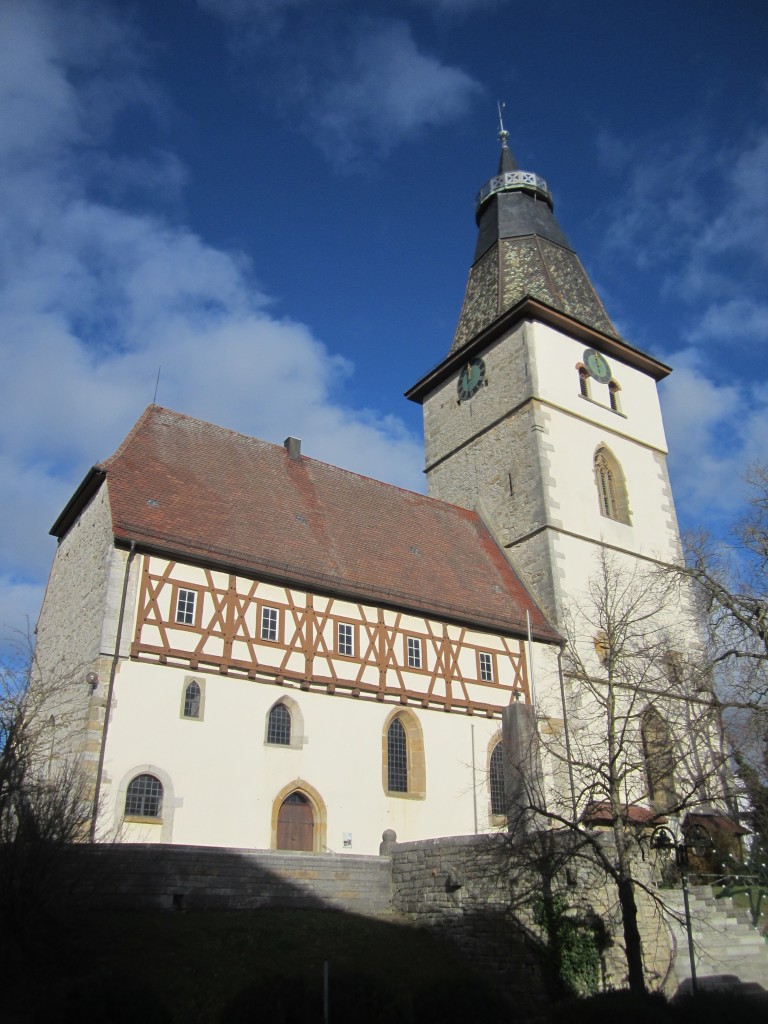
[{"xmin": 276, "ymin": 792, "xmax": 314, "ymax": 851}]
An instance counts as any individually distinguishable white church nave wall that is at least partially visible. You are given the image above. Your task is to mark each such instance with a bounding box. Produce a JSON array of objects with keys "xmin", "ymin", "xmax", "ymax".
[{"xmin": 102, "ymin": 659, "xmax": 527, "ymax": 853}]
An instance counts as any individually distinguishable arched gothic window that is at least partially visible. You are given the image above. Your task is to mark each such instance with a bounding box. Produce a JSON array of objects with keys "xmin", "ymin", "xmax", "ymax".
[
  {"xmin": 387, "ymin": 718, "xmax": 408, "ymax": 793},
  {"xmin": 382, "ymin": 710, "xmax": 426, "ymax": 798},
  {"xmin": 267, "ymin": 702, "xmax": 292, "ymax": 745},
  {"xmin": 594, "ymin": 446, "xmax": 631, "ymax": 525},
  {"xmin": 183, "ymin": 680, "xmax": 201, "ymax": 718},
  {"xmin": 125, "ymin": 773, "xmax": 163, "ymax": 819},
  {"xmin": 641, "ymin": 708, "xmax": 676, "ymax": 812},
  {"xmin": 489, "ymin": 742, "xmax": 506, "ymax": 816}
]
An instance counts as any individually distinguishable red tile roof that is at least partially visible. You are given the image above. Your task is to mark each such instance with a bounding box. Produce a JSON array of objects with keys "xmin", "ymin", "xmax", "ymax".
[
  {"xmin": 582, "ymin": 802, "xmax": 665, "ymax": 826},
  {"xmin": 56, "ymin": 406, "xmax": 559, "ymax": 642},
  {"xmin": 684, "ymin": 813, "xmax": 749, "ymax": 836}
]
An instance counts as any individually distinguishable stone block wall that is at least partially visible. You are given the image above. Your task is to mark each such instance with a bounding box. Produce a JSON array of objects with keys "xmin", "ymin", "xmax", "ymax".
[
  {"xmin": 65, "ymin": 833, "xmax": 673, "ymax": 999},
  {"xmin": 74, "ymin": 843, "xmax": 392, "ymax": 916},
  {"xmin": 387, "ymin": 831, "xmax": 674, "ymax": 995}
]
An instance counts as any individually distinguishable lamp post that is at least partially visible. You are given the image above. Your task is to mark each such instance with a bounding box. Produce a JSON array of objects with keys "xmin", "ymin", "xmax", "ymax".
[{"xmin": 651, "ymin": 824, "xmax": 713, "ymax": 996}]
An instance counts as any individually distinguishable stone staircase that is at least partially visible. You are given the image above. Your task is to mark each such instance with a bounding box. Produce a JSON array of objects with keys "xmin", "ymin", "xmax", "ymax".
[{"xmin": 663, "ymin": 884, "xmax": 768, "ymax": 996}]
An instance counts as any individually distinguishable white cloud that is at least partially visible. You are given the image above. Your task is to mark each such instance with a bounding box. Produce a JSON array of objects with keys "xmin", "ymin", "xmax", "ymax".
[
  {"xmin": 0, "ymin": 0, "xmax": 424, "ymax": 642},
  {"xmin": 309, "ymin": 21, "xmax": 481, "ymax": 164},
  {"xmin": 194, "ymin": 1, "xmax": 482, "ymax": 165},
  {"xmin": 686, "ymin": 297, "xmax": 768, "ymax": 343},
  {"xmin": 660, "ymin": 349, "xmax": 768, "ymax": 525},
  {"xmin": 595, "ymin": 124, "xmax": 768, "ymax": 533}
]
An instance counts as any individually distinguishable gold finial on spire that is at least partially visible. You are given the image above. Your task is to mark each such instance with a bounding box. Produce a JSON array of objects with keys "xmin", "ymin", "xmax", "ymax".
[{"xmin": 497, "ymin": 101, "xmax": 509, "ymax": 147}]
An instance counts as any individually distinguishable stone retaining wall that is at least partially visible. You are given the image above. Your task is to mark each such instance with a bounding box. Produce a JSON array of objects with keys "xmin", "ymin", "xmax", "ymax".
[{"xmin": 75, "ymin": 843, "xmax": 392, "ymax": 916}]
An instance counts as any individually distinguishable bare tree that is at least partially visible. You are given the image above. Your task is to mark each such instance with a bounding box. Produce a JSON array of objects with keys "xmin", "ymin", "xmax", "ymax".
[
  {"xmin": 677, "ymin": 464, "xmax": 768, "ymax": 710},
  {"xmin": 667, "ymin": 465, "xmax": 768, "ymax": 857},
  {"xmin": 0, "ymin": 632, "xmax": 92, "ymax": 946},
  {"xmin": 502, "ymin": 551, "xmax": 732, "ymax": 995}
]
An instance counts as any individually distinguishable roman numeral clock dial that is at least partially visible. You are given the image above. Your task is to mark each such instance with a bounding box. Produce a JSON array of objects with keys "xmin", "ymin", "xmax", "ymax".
[{"xmin": 457, "ymin": 357, "xmax": 487, "ymax": 402}]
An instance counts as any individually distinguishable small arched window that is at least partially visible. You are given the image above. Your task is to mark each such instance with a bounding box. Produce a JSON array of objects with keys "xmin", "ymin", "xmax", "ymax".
[
  {"xmin": 594, "ymin": 446, "xmax": 631, "ymax": 525},
  {"xmin": 387, "ymin": 718, "xmax": 408, "ymax": 793},
  {"xmin": 489, "ymin": 742, "xmax": 506, "ymax": 816},
  {"xmin": 578, "ymin": 366, "xmax": 591, "ymax": 398},
  {"xmin": 609, "ymin": 380, "xmax": 621, "ymax": 413},
  {"xmin": 183, "ymin": 681, "xmax": 201, "ymax": 718},
  {"xmin": 267, "ymin": 703, "xmax": 292, "ymax": 745},
  {"xmin": 125, "ymin": 773, "xmax": 163, "ymax": 819}
]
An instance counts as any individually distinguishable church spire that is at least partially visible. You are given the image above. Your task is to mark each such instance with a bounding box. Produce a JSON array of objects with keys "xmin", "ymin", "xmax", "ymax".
[{"xmin": 449, "ymin": 118, "xmax": 618, "ymax": 353}]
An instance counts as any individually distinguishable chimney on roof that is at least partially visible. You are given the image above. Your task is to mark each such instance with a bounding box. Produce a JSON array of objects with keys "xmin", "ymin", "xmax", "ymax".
[{"xmin": 284, "ymin": 436, "xmax": 302, "ymax": 460}]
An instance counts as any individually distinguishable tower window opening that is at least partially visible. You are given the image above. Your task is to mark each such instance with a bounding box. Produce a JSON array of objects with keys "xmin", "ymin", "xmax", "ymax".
[
  {"xmin": 578, "ymin": 366, "xmax": 590, "ymax": 398},
  {"xmin": 609, "ymin": 380, "xmax": 621, "ymax": 413},
  {"xmin": 594, "ymin": 447, "xmax": 631, "ymax": 525}
]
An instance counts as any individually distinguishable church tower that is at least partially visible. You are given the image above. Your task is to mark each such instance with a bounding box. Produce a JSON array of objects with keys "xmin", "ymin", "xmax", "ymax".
[{"xmin": 406, "ymin": 129, "xmax": 682, "ymax": 627}]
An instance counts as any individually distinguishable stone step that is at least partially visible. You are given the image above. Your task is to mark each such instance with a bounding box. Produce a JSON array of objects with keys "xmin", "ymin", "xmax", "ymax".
[{"xmin": 663, "ymin": 882, "xmax": 768, "ymax": 996}]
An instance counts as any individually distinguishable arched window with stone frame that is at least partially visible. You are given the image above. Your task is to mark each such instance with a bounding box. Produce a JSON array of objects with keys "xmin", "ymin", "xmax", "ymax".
[
  {"xmin": 381, "ymin": 709, "xmax": 426, "ymax": 799},
  {"xmin": 489, "ymin": 740, "xmax": 506, "ymax": 818},
  {"xmin": 641, "ymin": 707, "xmax": 677, "ymax": 812},
  {"xmin": 124, "ymin": 773, "xmax": 164, "ymax": 819},
  {"xmin": 267, "ymin": 702, "xmax": 292, "ymax": 745},
  {"xmin": 594, "ymin": 445, "xmax": 631, "ymax": 525}
]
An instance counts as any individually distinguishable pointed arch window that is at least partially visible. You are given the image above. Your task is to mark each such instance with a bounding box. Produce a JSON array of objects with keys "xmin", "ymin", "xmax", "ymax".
[
  {"xmin": 382, "ymin": 710, "xmax": 426, "ymax": 798},
  {"xmin": 594, "ymin": 446, "xmax": 631, "ymax": 525},
  {"xmin": 641, "ymin": 707, "xmax": 676, "ymax": 812},
  {"xmin": 183, "ymin": 681, "xmax": 201, "ymax": 718},
  {"xmin": 387, "ymin": 718, "xmax": 408, "ymax": 792},
  {"xmin": 489, "ymin": 742, "xmax": 506, "ymax": 816}
]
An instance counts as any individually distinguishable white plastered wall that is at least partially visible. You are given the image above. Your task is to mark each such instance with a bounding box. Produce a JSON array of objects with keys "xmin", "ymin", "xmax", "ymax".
[{"xmin": 100, "ymin": 638, "xmax": 559, "ymax": 854}]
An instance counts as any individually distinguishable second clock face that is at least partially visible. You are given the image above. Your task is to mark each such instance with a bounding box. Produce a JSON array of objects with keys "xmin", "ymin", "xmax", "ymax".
[
  {"xmin": 457, "ymin": 357, "xmax": 487, "ymax": 401},
  {"xmin": 583, "ymin": 348, "xmax": 612, "ymax": 384}
]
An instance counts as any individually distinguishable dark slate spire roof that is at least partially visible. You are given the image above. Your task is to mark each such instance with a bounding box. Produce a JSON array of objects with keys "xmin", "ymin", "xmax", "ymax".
[{"xmin": 450, "ymin": 136, "xmax": 618, "ymax": 353}]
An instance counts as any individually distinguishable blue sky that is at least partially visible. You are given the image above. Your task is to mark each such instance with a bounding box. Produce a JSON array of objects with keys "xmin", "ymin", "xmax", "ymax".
[{"xmin": 1, "ymin": 0, "xmax": 766, "ymax": 639}]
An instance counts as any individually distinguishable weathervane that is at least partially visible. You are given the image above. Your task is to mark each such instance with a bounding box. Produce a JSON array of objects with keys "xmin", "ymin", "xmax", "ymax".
[{"xmin": 497, "ymin": 100, "xmax": 509, "ymax": 147}]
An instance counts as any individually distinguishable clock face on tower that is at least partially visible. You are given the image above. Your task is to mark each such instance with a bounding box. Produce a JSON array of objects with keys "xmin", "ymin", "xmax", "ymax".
[
  {"xmin": 457, "ymin": 357, "xmax": 487, "ymax": 401},
  {"xmin": 583, "ymin": 348, "xmax": 612, "ymax": 384}
]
